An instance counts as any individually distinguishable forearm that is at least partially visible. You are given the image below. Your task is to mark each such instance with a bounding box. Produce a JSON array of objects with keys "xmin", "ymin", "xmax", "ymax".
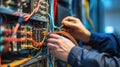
[
  {"xmin": 78, "ymin": 29, "xmax": 91, "ymax": 43},
  {"xmin": 85, "ymin": 32, "xmax": 120, "ymax": 57},
  {"xmin": 68, "ymin": 46, "xmax": 120, "ymax": 67}
]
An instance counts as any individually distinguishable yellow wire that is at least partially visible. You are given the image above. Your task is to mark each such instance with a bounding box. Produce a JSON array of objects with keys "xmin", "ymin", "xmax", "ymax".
[
  {"xmin": 22, "ymin": 44, "xmax": 40, "ymax": 50},
  {"xmin": 67, "ymin": 64, "xmax": 70, "ymax": 67},
  {"xmin": 84, "ymin": 0, "xmax": 93, "ymax": 50},
  {"xmin": 84, "ymin": 0, "xmax": 95, "ymax": 31}
]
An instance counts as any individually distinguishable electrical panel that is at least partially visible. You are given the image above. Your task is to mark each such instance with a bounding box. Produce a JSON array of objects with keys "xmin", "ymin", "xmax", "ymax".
[
  {"xmin": 0, "ymin": 0, "xmax": 52, "ymax": 67},
  {"xmin": 31, "ymin": 0, "xmax": 49, "ymax": 19}
]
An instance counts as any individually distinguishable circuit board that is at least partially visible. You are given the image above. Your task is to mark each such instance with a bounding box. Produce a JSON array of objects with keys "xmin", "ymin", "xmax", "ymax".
[{"xmin": 0, "ymin": 0, "xmax": 51, "ymax": 67}]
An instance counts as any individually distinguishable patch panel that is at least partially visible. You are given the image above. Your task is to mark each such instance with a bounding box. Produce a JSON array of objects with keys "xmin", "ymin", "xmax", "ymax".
[
  {"xmin": 31, "ymin": 0, "xmax": 49, "ymax": 19},
  {"xmin": 20, "ymin": 25, "xmax": 32, "ymax": 50},
  {"xmin": 0, "ymin": 0, "xmax": 50, "ymax": 67},
  {"xmin": 0, "ymin": 18, "xmax": 49, "ymax": 67}
]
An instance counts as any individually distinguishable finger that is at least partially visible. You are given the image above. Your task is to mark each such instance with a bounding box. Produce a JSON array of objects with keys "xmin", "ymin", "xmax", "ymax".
[
  {"xmin": 62, "ymin": 21, "xmax": 76, "ymax": 28},
  {"xmin": 62, "ymin": 16, "xmax": 79, "ymax": 25},
  {"xmin": 48, "ymin": 38, "xmax": 60, "ymax": 44},
  {"xmin": 47, "ymin": 43, "xmax": 58, "ymax": 55},
  {"xmin": 62, "ymin": 17, "xmax": 80, "ymax": 28},
  {"xmin": 47, "ymin": 43, "xmax": 58, "ymax": 49},
  {"xmin": 49, "ymin": 49, "xmax": 55, "ymax": 55},
  {"xmin": 48, "ymin": 34, "xmax": 61, "ymax": 39},
  {"xmin": 62, "ymin": 16, "xmax": 79, "ymax": 22}
]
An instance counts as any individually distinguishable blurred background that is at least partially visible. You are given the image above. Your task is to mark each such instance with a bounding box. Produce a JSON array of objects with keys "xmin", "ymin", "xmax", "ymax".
[
  {"xmin": 102, "ymin": 0, "xmax": 120, "ymax": 34},
  {"xmin": 56, "ymin": 0, "xmax": 120, "ymax": 35}
]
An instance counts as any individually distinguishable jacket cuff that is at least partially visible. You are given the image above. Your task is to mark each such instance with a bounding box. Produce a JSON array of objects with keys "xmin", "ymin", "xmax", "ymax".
[
  {"xmin": 85, "ymin": 32, "xmax": 102, "ymax": 46},
  {"xmin": 68, "ymin": 46, "xmax": 82, "ymax": 65}
]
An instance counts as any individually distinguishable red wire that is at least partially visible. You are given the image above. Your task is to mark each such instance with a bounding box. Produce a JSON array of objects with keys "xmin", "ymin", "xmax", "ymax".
[
  {"xmin": 0, "ymin": 55, "xmax": 1, "ymax": 67},
  {"xmin": 26, "ymin": 35, "xmax": 46, "ymax": 47},
  {"xmin": 3, "ymin": 38, "xmax": 26, "ymax": 43},
  {"xmin": 3, "ymin": 29, "xmax": 32, "ymax": 37},
  {"xmin": 12, "ymin": 23, "xmax": 20, "ymax": 37},
  {"xmin": 13, "ymin": 0, "xmax": 42, "ymax": 22},
  {"xmin": 54, "ymin": 0, "xmax": 58, "ymax": 19},
  {"xmin": 24, "ymin": 0, "xmax": 42, "ymax": 21},
  {"xmin": 2, "ymin": 0, "xmax": 50, "ymax": 50},
  {"xmin": 2, "ymin": 23, "xmax": 20, "ymax": 50}
]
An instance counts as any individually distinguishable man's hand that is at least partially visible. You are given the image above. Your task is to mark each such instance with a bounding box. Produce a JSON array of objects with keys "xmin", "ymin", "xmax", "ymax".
[
  {"xmin": 47, "ymin": 34, "xmax": 75, "ymax": 62},
  {"xmin": 62, "ymin": 16, "xmax": 91, "ymax": 43}
]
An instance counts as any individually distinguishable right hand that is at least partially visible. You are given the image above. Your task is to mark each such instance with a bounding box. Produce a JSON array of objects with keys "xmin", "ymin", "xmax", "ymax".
[
  {"xmin": 47, "ymin": 34, "xmax": 75, "ymax": 62},
  {"xmin": 62, "ymin": 16, "xmax": 91, "ymax": 43}
]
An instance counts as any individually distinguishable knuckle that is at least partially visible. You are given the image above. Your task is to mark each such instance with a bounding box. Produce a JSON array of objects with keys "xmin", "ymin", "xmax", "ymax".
[
  {"xmin": 57, "ymin": 39, "xmax": 62, "ymax": 43},
  {"xmin": 76, "ymin": 18, "xmax": 80, "ymax": 21}
]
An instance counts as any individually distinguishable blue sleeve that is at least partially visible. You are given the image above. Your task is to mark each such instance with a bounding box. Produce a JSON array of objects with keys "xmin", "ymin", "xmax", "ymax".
[
  {"xmin": 68, "ymin": 46, "xmax": 120, "ymax": 67},
  {"xmin": 85, "ymin": 32, "xmax": 120, "ymax": 57}
]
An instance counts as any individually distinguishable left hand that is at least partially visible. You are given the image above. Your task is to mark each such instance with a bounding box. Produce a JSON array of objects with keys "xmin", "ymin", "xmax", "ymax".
[
  {"xmin": 62, "ymin": 16, "xmax": 91, "ymax": 43},
  {"xmin": 47, "ymin": 34, "xmax": 75, "ymax": 62}
]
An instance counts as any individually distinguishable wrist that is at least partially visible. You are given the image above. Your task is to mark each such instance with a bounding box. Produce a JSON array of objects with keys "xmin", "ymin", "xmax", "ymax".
[
  {"xmin": 78, "ymin": 29, "xmax": 91, "ymax": 43},
  {"xmin": 84, "ymin": 30, "xmax": 91, "ymax": 43}
]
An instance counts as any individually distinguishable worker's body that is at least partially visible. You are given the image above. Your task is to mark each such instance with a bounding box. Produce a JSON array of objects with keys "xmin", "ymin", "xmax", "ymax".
[{"xmin": 47, "ymin": 17, "xmax": 120, "ymax": 67}]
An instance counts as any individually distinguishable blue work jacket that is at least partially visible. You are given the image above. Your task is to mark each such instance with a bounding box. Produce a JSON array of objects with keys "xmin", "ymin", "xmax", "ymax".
[{"xmin": 68, "ymin": 32, "xmax": 120, "ymax": 67}]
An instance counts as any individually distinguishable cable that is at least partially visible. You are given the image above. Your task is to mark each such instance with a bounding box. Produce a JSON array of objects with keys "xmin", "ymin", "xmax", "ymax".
[
  {"xmin": 1, "ymin": 28, "xmax": 47, "ymax": 48},
  {"xmin": 20, "ymin": 47, "xmax": 48, "ymax": 66},
  {"xmin": 1, "ymin": 16, "xmax": 25, "ymax": 50},
  {"xmin": 49, "ymin": 0, "xmax": 58, "ymax": 32},
  {"xmin": 0, "ymin": 1, "xmax": 51, "ymax": 66},
  {"xmin": 2, "ymin": 0, "xmax": 48, "ymax": 49},
  {"xmin": 54, "ymin": 0, "xmax": 58, "ymax": 19},
  {"xmin": 54, "ymin": 31, "xmax": 78, "ymax": 46},
  {"xmin": 13, "ymin": 0, "xmax": 43, "ymax": 22},
  {"xmin": 12, "ymin": 23, "xmax": 20, "ymax": 37},
  {"xmin": 24, "ymin": 0, "xmax": 43, "ymax": 21},
  {"xmin": 26, "ymin": 32, "xmax": 47, "ymax": 47},
  {"xmin": 2, "ymin": 29, "xmax": 32, "ymax": 37},
  {"xmin": 84, "ymin": 0, "xmax": 95, "ymax": 31},
  {"xmin": 47, "ymin": 13, "xmax": 56, "ymax": 32},
  {"xmin": 20, "ymin": 54, "xmax": 48, "ymax": 67},
  {"xmin": 1, "ymin": 58, "xmax": 31, "ymax": 67},
  {"xmin": 0, "ymin": 55, "xmax": 1, "ymax": 66},
  {"xmin": 2, "ymin": 36, "xmax": 46, "ymax": 48},
  {"xmin": 69, "ymin": 0, "xmax": 73, "ymax": 16},
  {"xmin": 21, "ymin": 44, "xmax": 40, "ymax": 50},
  {"xmin": 3, "ymin": 37, "xmax": 26, "ymax": 42},
  {"xmin": 48, "ymin": 1, "xmax": 57, "ymax": 66}
]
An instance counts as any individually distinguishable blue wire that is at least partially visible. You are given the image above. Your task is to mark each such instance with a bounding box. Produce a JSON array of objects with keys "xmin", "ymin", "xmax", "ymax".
[
  {"xmin": 70, "ymin": 0, "xmax": 73, "ymax": 16},
  {"xmin": 47, "ymin": 13, "xmax": 56, "ymax": 31},
  {"xmin": 48, "ymin": 0, "xmax": 57, "ymax": 32},
  {"xmin": 49, "ymin": 55, "xmax": 53, "ymax": 67},
  {"xmin": 50, "ymin": 0, "xmax": 54, "ymax": 18},
  {"xmin": 48, "ymin": 0, "xmax": 56, "ymax": 67}
]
